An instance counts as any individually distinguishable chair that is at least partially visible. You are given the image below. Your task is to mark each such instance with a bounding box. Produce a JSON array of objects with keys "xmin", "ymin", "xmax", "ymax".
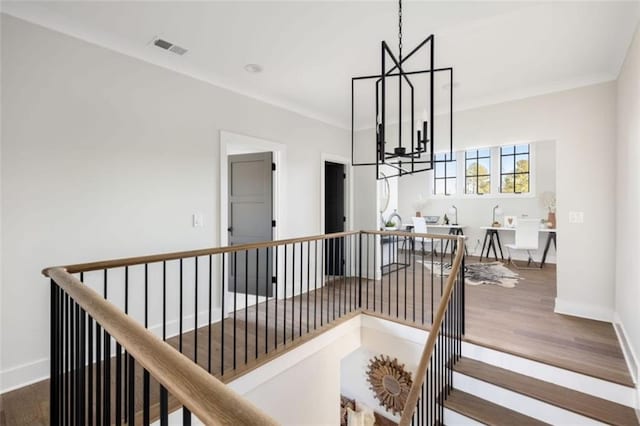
[
  {"xmin": 411, "ymin": 217, "xmax": 440, "ymax": 254},
  {"xmin": 505, "ymin": 218, "xmax": 540, "ymax": 268}
]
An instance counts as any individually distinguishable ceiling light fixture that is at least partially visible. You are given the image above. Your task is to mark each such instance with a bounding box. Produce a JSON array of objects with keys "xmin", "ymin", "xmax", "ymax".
[
  {"xmin": 351, "ymin": 0, "xmax": 455, "ymax": 179},
  {"xmin": 244, "ymin": 63, "xmax": 263, "ymax": 74}
]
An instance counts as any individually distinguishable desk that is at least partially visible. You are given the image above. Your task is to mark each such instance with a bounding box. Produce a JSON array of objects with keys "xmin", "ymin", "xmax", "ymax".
[
  {"xmin": 402, "ymin": 223, "xmax": 467, "ymax": 255},
  {"xmin": 479, "ymin": 226, "xmax": 556, "ymax": 268}
]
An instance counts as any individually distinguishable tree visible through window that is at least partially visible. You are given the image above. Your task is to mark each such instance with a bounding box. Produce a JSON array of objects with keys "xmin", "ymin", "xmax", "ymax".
[
  {"xmin": 433, "ymin": 152, "xmax": 456, "ymax": 195},
  {"xmin": 500, "ymin": 145, "xmax": 530, "ymax": 193},
  {"xmin": 465, "ymin": 149, "xmax": 491, "ymax": 194}
]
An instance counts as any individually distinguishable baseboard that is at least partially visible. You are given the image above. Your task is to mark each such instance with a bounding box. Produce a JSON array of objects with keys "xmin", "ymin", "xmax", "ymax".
[
  {"xmin": 0, "ymin": 357, "xmax": 49, "ymax": 394},
  {"xmin": 147, "ymin": 308, "xmax": 223, "ymax": 341},
  {"xmin": 554, "ymin": 298, "xmax": 614, "ymax": 322},
  {"xmin": 0, "ymin": 308, "xmax": 223, "ymax": 395},
  {"xmin": 613, "ymin": 313, "xmax": 639, "ymax": 389}
]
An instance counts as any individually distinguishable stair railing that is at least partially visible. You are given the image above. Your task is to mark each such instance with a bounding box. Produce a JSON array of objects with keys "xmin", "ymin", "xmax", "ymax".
[
  {"xmin": 44, "ymin": 230, "xmax": 465, "ymax": 425},
  {"xmin": 398, "ymin": 234, "xmax": 466, "ymax": 426}
]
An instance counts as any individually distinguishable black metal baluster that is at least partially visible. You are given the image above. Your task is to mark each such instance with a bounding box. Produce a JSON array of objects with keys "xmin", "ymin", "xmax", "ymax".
[
  {"xmin": 314, "ymin": 240, "xmax": 318, "ymax": 330},
  {"xmin": 179, "ymin": 259, "xmax": 183, "ymax": 355},
  {"xmin": 395, "ymin": 235, "xmax": 400, "ymax": 318},
  {"xmin": 299, "ymin": 242, "xmax": 303, "ymax": 336},
  {"xmin": 195, "ymin": 257, "xmax": 199, "ymax": 367},
  {"xmin": 306, "ymin": 241, "xmax": 310, "ymax": 333},
  {"xmin": 95, "ymin": 316, "xmax": 102, "ymax": 425},
  {"xmin": 365, "ymin": 234, "xmax": 370, "ymax": 310},
  {"xmin": 331, "ymin": 238, "xmax": 336, "ymax": 321},
  {"xmin": 104, "ymin": 331, "xmax": 111, "ymax": 426},
  {"xmin": 115, "ymin": 340, "xmax": 122, "ymax": 426},
  {"xmin": 429, "ymin": 241, "xmax": 432, "ymax": 324},
  {"xmin": 337, "ymin": 237, "xmax": 342, "ymax": 318},
  {"xmin": 80, "ymin": 305, "xmax": 86, "ymax": 426},
  {"xmin": 292, "ymin": 243, "xmax": 296, "ymax": 341},
  {"xmin": 320, "ymin": 239, "xmax": 324, "ymax": 327},
  {"xmin": 283, "ymin": 245, "xmax": 287, "ymax": 345},
  {"xmin": 412, "ymin": 237, "xmax": 416, "ymax": 323},
  {"xmin": 160, "ymin": 261, "xmax": 168, "ymax": 426},
  {"xmin": 233, "ymin": 252, "xmax": 237, "ymax": 369},
  {"xmin": 128, "ymin": 355, "xmax": 135, "ymax": 426},
  {"xmin": 124, "ymin": 267, "xmax": 128, "ymax": 423},
  {"xmin": 208, "ymin": 255, "xmax": 213, "ymax": 374},
  {"xmin": 373, "ymin": 235, "xmax": 377, "ymax": 312},
  {"xmin": 64, "ymin": 292, "xmax": 68, "ymax": 426},
  {"xmin": 265, "ymin": 247, "xmax": 269, "ymax": 354},
  {"xmin": 264, "ymin": 247, "xmax": 273, "ymax": 354},
  {"xmin": 87, "ymin": 312, "xmax": 93, "ymax": 426},
  {"xmin": 404, "ymin": 235, "xmax": 408, "ymax": 320},
  {"xmin": 275, "ymin": 246, "xmax": 279, "ymax": 349},
  {"xmin": 58, "ymin": 285, "xmax": 63, "ymax": 425},
  {"xmin": 144, "ymin": 264, "xmax": 150, "ymax": 425},
  {"xmin": 345, "ymin": 236, "xmax": 349, "ymax": 314},
  {"xmin": 359, "ymin": 233, "xmax": 363, "ymax": 310},
  {"xmin": 50, "ymin": 281, "xmax": 58, "ymax": 425},
  {"xmin": 221, "ymin": 253, "xmax": 225, "ymax": 375},
  {"xmin": 387, "ymin": 235, "xmax": 391, "ymax": 316},
  {"xmin": 245, "ymin": 250, "xmax": 249, "ymax": 364},
  {"xmin": 255, "ymin": 248, "xmax": 259, "ymax": 359},
  {"xmin": 72, "ymin": 299, "xmax": 77, "ymax": 426}
]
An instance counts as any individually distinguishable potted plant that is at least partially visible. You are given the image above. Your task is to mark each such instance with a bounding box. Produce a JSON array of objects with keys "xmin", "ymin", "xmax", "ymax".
[{"xmin": 540, "ymin": 191, "xmax": 556, "ymax": 228}]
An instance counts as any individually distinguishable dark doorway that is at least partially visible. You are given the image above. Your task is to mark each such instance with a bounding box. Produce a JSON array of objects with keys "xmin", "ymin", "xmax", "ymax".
[
  {"xmin": 228, "ymin": 152, "xmax": 273, "ymax": 296},
  {"xmin": 324, "ymin": 162, "xmax": 345, "ymax": 275}
]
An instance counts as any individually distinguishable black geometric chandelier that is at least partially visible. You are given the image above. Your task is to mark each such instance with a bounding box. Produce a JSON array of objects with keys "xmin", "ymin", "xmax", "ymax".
[{"xmin": 351, "ymin": 0, "xmax": 454, "ymax": 180}]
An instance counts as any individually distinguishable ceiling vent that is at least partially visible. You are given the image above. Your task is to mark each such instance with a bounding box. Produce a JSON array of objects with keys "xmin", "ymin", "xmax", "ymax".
[{"xmin": 153, "ymin": 38, "xmax": 188, "ymax": 56}]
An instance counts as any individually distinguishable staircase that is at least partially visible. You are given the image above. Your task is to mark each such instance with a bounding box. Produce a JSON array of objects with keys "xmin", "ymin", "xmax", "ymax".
[{"xmin": 443, "ymin": 343, "xmax": 639, "ymax": 425}]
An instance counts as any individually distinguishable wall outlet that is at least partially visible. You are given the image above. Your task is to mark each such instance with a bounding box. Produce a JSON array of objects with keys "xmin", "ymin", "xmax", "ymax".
[
  {"xmin": 192, "ymin": 212, "xmax": 203, "ymax": 227},
  {"xmin": 568, "ymin": 211, "xmax": 584, "ymax": 224}
]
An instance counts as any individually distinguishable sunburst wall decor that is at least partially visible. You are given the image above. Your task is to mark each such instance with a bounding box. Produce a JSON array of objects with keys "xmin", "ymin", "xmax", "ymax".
[{"xmin": 366, "ymin": 354, "xmax": 413, "ymax": 415}]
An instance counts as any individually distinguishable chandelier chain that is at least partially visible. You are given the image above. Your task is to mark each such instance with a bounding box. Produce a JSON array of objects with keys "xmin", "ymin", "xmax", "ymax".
[{"xmin": 398, "ymin": 0, "xmax": 403, "ymax": 59}]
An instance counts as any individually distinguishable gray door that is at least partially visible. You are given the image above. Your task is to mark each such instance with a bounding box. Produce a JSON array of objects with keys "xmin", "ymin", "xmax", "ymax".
[{"xmin": 228, "ymin": 152, "xmax": 273, "ymax": 296}]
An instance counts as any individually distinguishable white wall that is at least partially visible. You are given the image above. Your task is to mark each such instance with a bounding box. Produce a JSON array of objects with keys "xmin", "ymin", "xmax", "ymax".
[
  {"xmin": 397, "ymin": 140, "xmax": 556, "ymax": 262},
  {"xmin": 0, "ymin": 15, "xmax": 349, "ymax": 392},
  {"xmin": 354, "ymin": 82, "xmax": 617, "ymax": 322},
  {"xmin": 340, "ymin": 323, "xmax": 426, "ymax": 423},
  {"xmin": 615, "ymin": 23, "xmax": 640, "ymax": 394}
]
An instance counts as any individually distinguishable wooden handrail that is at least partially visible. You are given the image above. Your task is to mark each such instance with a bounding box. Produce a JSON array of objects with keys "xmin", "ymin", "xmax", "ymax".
[
  {"xmin": 398, "ymin": 236, "xmax": 466, "ymax": 426},
  {"xmin": 44, "ymin": 267, "xmax": 278, "ymax": 426},
  {"xmin": 44, "ymin": 230, "xmax": 457, "ymax": 274},
  {"xmin": 46, "ymin": 230, "xmax": 359, "ymax": 274}
]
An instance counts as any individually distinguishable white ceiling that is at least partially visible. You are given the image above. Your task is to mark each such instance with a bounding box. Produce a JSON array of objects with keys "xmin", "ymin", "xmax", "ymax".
[{"xmin": 2, "ymin": 1, "xmax": 639, "ymax": 129}]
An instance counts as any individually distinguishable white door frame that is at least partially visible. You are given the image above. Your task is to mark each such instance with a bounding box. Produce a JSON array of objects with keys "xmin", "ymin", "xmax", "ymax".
[{"xmin": 220, "ymin": 130, "xmax": 287, "ymax": 311}]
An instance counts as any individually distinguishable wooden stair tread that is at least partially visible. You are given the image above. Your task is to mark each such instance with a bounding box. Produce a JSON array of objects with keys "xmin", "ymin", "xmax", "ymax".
[
  {"xmin": 444, "ymin": 388, "xmax": 548, "ymax": 426},
  {"xmin": 453, "ymin": 357, "xmax": 639, "ymax": 426}
]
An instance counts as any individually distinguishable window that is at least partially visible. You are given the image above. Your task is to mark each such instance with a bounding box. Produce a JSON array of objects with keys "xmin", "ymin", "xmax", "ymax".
[
  {"xmin": 465, "ymin": 149, "xmax": 491, "ymax": 194},
  {"xmin": 433, "ymin": 153, "xmax": 456, "ymax": 195},
  {"xmin": 500, "ymin": 144, "xmax": 530, "ymax": 193}
]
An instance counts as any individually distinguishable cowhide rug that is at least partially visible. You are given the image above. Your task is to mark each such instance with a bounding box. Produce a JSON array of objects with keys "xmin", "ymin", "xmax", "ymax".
[{"xmin": 419, "ymin": 261, "xmax": 520, "ymax": 288}]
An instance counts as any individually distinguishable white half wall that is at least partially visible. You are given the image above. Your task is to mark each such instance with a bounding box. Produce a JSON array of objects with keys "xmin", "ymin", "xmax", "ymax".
[
  {"xmin": 0, "ymin": 15, "xmax": 348, "ymax": 392},
  {"xmin": 615, "ymin": 22, "xmax": 640, "ymax": 397}
]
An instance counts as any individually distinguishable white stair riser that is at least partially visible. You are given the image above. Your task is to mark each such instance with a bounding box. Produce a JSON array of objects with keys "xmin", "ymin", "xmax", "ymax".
[
  {"xmin": 453, "ymin": 372, "xmax": 606, "ymax": 425},
  {"xmin": 462, "ymin": 342, "xmax": 637, "ymax": 408}
]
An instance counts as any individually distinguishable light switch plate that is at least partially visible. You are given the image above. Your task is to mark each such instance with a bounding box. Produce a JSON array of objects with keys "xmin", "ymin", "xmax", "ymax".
[
  {"xmin": 569, "ymin": 211, "xmax": 584, "ymax": 224},
  {"xmin": 192, "ymin": 212, "xmax": 203, "ymax": 227}
]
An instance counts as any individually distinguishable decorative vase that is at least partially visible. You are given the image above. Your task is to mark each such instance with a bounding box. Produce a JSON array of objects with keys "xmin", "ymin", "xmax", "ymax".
[{"xmin": 547, "ymin": 212, "xmax": 556, "ymax": 229}]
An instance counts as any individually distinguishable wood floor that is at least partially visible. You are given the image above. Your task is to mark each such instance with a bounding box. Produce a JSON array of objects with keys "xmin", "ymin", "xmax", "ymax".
[{"xmin": 0, "ymin": 255, "xmax": 634, "ymax": 425}]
